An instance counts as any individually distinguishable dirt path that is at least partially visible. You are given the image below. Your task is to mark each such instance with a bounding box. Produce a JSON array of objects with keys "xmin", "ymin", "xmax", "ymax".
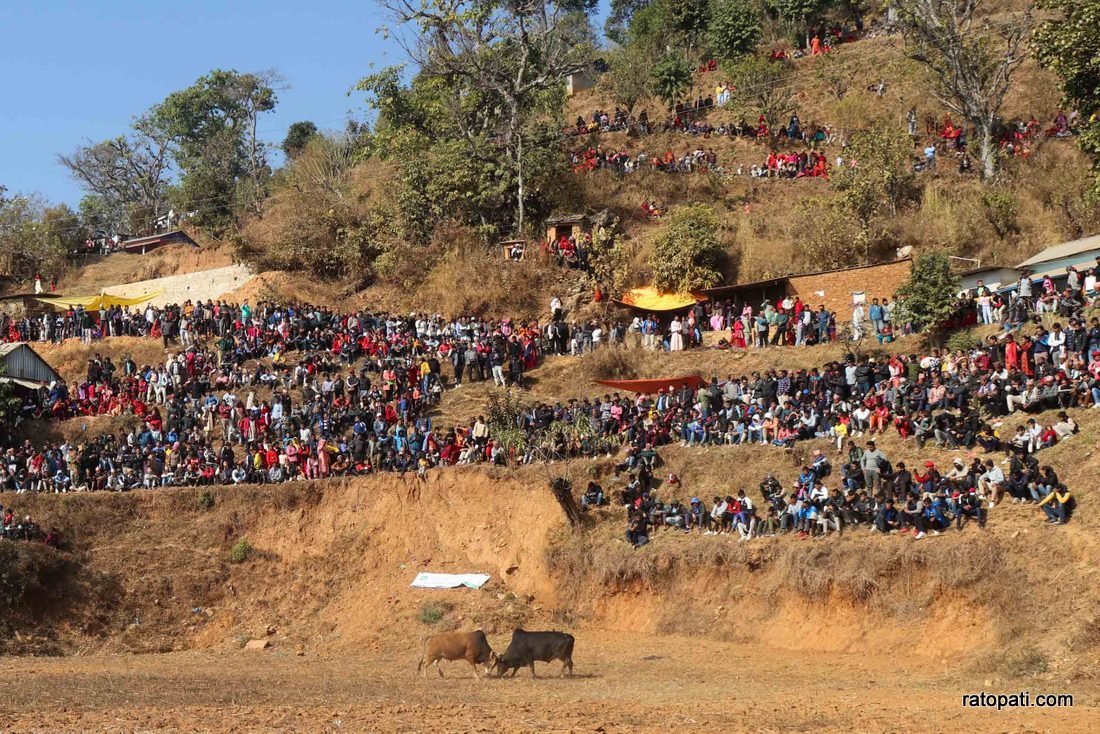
[{"xmin": 0, "ymin": 634, "xmax": 1095, "ymax": 733}]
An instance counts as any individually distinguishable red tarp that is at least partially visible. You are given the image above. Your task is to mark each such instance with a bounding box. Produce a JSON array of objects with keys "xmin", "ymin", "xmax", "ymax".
[{"xmin": 592, "ymin": 375, "xmax": 702, "ymax": 394}]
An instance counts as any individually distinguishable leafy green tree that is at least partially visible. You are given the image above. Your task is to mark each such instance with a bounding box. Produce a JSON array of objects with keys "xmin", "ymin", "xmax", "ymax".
[
  {"xmin": 1033, "ymin": 0, "xmax": 1100, "ymax": 197},
  {"xmin": 377, "ymin": 0, "xmax": 595, "ymax": 235},
  {"xmin": 626, "ymin": 0, "xmax": 671, "ymax": 51},
  {"xmin": 829, "ymin": 122, "xmax": 917, "ymax": 263},
  {"xmin": 895, "ymin": 0, "xmax": 1032, "ymax": 180},
  {"xmin": 649, "ymin": 204, "xmax": 726, "ymax": 292},
  {"xmin": 796, "ymin": 196, "xmax": 865, "ymax": 270},
  {"xmin": 0, "ymin": 188, "xmax": 68, "ymax": 281},
  {"xmin": 765, "ymin": 0, "xmax": 833, "ymax": 46},
  {"xmin": 598, "ymin": 46, "xmax": 654, "ymax": 115},
  {"xmin": 727, "ymin": 56, "xmax": 794, "ymax": 132},
  {"xmin": 150, "ymin": 69, "xmax": 280, "ymax": 233},
  {"xmin": 706, "ymin": 0, "xmax": 762, "ymax": 61},
  {"xmin": 667, "ymin": 0, "xmax": 711, "ymax": 47},
  {"xmin": 895, "ymin": 252, "xmax": 961, "ymax": 342},
  {"xmin": 78, "ymin": 195, "xmax": 123, "ymax": 236},
  {"xmin": 652, "ymin": 54, "xmax": 694, "ymax": 108},
  {"xmin": 833, "ymin": 122, "xmax": 917, "ymax": 220},
  {"xmin": 606, "ymin": 0, "xmax": 653, "ymax": 44},
  {"xmin": 587, "ymin": 217, "xmax": 633, "ymax": 297},
  {"xmin": 281, "ymin": 121, "xmax": 319, "ymax": 159},
  {"xmin": 41, "ymin": 203, "xmax": 84, "ymax": 254}
]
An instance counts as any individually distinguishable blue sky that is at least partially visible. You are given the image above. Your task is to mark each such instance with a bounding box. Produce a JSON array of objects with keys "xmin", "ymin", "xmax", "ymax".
[{"xmin": 1, "ymin": 1, "xmax": 606, "ymax": 207}]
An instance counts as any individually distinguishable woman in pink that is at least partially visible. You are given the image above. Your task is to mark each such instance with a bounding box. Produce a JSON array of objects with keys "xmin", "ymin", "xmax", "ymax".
[
  {"xmin": 285, "ymin": 440, "xmax": 300, "ymax": 476},
  {"xmin": 731, "ymin": 318, "xmax": 746, "ymax": 349},
  {"xmin": 304, "ymin": 449, "xmax": 319, "ymax": 480},
  {"xmin": 317, "ymin": 439, "xmax": 331, "ymax": 477}
]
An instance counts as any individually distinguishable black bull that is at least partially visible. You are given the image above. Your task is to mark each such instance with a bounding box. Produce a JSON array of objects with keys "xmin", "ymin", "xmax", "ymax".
[{"xmin": 490, "ymin": 629, "xmax": 575, "ymax": 678}]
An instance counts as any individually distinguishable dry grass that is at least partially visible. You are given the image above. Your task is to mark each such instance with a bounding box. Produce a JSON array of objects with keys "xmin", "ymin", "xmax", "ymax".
[{"xmin": 56, "ymin": 242, "xmax": 235, "ymax": 295}]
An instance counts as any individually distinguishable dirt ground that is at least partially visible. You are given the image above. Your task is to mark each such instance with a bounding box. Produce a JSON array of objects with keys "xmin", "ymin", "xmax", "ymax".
[{"xmin": 1, "ymin": 633, "xmax": 1096, "ymax": 733}]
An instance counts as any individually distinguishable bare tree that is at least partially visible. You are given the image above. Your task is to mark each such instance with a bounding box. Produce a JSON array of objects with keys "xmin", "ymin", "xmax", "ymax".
[
  {"xmin": 895, "ymin": 0, "xmax": 1033, "ymax": 180},
  {"xmin": 379, "ymin": 0, "xmax": 595, "ymax": 235},
  {"xmin": 58, "ymin": 114, "xmax": 173, "ymax": 232}
]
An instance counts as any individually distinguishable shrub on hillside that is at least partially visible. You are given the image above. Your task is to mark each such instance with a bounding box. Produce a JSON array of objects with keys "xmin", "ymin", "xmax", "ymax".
[
  {"xmin": 418, "ymin": 600, "xmax": 454, "ymax": 625},
  {"xmin": 652, "ymin": 54, "xmax": 694, "ymax": 108},
  {"xmin": 946, "ymin": 329, "xmax": 981, "ymax": 354},
  {"xmin": 981, "ymin": 190, "xmax": 1019, "ymax": 239},
  {"xmin": 237, "ymin": 133, "xmax": 390, "ymax": 279},
  {"xmin": 198, "ymin": 490, "xmax": 215, "ymax": 510},
  {"xmin": 0, "ymin": 541, "xmax": 67, "ymax": 608},
  {"xmin": 587, "ymin": 217, "xmax": 633, "ymax": 298},
  {"xmin": 896, "ymin": 253, "xmax": 961, "ymax": 343},
  {"xmin": 584, "ymin": 347, "xmax": 639, "ymax": 381},
  {"xmin": 649, "ymin": 204, "xmax": 726, "ymax": 292},
  {"xmin": 229, "ymin": 540, "xmax": 254, "ymax": 564}
]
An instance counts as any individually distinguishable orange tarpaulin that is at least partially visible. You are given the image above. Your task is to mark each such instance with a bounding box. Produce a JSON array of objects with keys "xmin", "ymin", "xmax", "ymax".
[
  {"xmin": 593, "ymin": 375, "xmax": 702, "ymax": 394},
  {"xmin": 614, "ymin": 287, "xmax": 707, "ymax": 311}
]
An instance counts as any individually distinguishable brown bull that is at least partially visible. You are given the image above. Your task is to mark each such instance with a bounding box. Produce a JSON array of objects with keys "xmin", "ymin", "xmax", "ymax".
[{"xmin": 416, "ymin": 630, "xmax": 495, "ymax": 679}]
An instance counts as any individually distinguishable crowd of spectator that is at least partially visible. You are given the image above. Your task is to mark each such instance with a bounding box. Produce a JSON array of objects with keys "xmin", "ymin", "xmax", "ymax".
[{"xmin": 4, "ymin": 296, "xmax": 1091, "ymax": 552}]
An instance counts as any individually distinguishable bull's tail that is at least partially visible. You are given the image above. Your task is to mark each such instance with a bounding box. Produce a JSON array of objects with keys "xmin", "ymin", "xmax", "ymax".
[{"xmin": 416, "ymin": 638, "xmax": 428, "ymax": 676}]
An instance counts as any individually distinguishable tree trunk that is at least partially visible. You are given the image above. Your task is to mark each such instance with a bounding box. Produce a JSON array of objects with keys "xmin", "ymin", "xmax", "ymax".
[
  {"xmin": 978, "ymin": 121, "xmax": 997, "ymax": 180},
  {"xmin": 516, "ymin": 127, "xmax": 525, "ymax": 237}
]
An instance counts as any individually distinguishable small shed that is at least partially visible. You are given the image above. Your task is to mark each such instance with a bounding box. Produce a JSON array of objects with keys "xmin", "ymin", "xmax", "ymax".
[
  {"xmin": 545, "ymin": 214, "xmax": 590, "ymax": 244},
  {"xmin": 0, "ymin": 342, "xmax": 61, "ymax": 388},
  {"xmin": 566, "ymin": 70, "xmax": 598, "ymax": 97},
  {"xmin": 0, "ymin": 293, "xmax": 53, "ymax": 319},
  {"xmin": 1016, "ymin": 233, "xmax": 1100, "ymax": 278},
  {"xmin": 499, "ymin": 239, "xmax": 527, "ymax": 261}
]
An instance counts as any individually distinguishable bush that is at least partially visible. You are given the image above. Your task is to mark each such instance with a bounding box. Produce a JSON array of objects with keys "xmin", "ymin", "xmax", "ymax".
[
  {"xmin": 706, "ymin": 0, "xmax": 762, "ymax": 61},
  {"xmin": 649, "ymin": 204, "xmax": 726, "ymax": 292},
  {"xmin": 652, "ymin": 54, "xmax": 693, "ymax": 108},
  {"xmin": 946, "ymin": 329, "xmax": 981, "ymax": 354},
  {"xmin": 584, "ymin": 348, "xmax": 639, "ymax": 381},
  {"xmin": 417, "ymin": 600, "xmax": 454, "ymax": 624},
  {"xmin": 229, "ymin": 540, "xmax": 254, "ymax": 564},
  {"xmin": 981, "ymin": 190, "xmax": 1018, "ymax": 238},
  {"xmin": 895, "ymin": 253, "xmax": 961, "ymax": 342},
  {"xmin": 198, "ymin": 491, "xmax": 216, "ymax": 510}
]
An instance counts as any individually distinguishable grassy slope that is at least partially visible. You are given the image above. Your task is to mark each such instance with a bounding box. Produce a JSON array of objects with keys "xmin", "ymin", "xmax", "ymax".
[{"xmin": 565, "ymin": 33, "xmax": 1095, "ymax": 284}]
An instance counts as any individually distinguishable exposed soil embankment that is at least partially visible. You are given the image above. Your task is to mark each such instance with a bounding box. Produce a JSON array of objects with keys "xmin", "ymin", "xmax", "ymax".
[{"xmin": 6, "ymin": 460, "xmax": 1098, "ymax": 679}]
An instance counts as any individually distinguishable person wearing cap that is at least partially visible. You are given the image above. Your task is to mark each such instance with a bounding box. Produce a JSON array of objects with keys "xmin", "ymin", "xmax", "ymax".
[
  {"xmin": 914, "ymin": 460, "xmax": 939, "ymax": 496},
  {"xmin": 1053, "ymin": 411, "xmax": 1078, "ymax": 440},
  {"xmin": 686, "ymin": 497, "xmax": 709, "ymax": 532}
]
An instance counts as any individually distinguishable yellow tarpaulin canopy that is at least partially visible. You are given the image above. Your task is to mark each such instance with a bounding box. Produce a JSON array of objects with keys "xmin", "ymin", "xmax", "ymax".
[
  {"xmin": 35, "ymin": 289, "xmax": 164, "ymax": 312},
  {"xmin": 614, "ymin": 286, "xmax": 707, "ymax": 312}
]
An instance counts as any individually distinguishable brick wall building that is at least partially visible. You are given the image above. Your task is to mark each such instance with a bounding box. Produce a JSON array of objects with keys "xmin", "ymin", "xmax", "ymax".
[
  {"xmin": 704, "ymin": 259, "xmax": 913, "ymax": 319},
  {"xmin": 786, "ymin": 259, "xmax": 912, "ymax": 316}
]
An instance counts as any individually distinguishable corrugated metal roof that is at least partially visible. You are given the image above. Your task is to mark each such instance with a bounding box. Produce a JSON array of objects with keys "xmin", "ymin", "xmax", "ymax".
[
  {"xmin": 0, "ymin": 342, "xmax": 60, "ymax": 385},
  {"xmin": 1017, "ymin": 233, "xmax": 1100, "ymax": 268}
]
